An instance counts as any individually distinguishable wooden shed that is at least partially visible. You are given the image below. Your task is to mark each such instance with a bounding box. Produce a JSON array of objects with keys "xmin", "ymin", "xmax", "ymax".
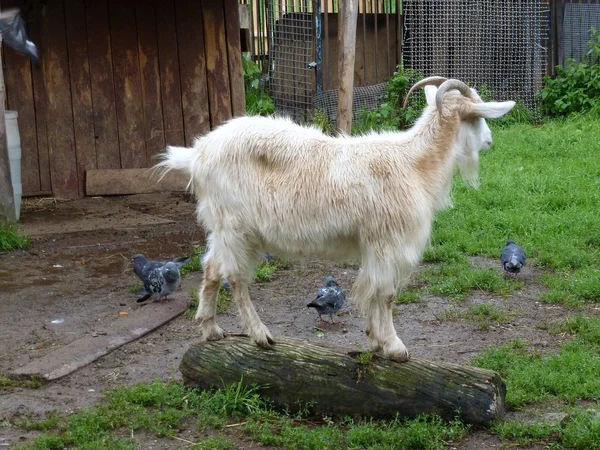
[{"xmin": 2, "ymin": 0, "xmax": 245, "ymax": 199}]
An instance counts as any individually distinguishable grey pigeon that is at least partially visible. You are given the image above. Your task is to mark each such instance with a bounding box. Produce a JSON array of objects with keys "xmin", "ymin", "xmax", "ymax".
[
  {"xmin": 131, "ymin": 254, "xmax": 191, "ymax": 303},
  {"xmin": 0, "ymin": 10, "xmax": 40, "ymax": 66},
  {"xmin": 500, "ymin": 240, "xmax": 526, "ymax": 277},
  {"xmin": 307, "ymin": 276, "xmax": 345, "ymax": 324}
]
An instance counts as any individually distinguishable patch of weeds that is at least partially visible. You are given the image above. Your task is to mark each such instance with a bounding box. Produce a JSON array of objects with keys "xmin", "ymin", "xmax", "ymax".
[
  {"xmin": 191, "ymin": 436, "xmax": 236, "ymax": 450},
  {"xmin": 491, "ymin": 418, "xmax": 558, "ymax": 447},
  {"xmin": 19, "ymin": 377, "xmax": 473, "ymax": 450},
  {"xmin": 128, "ymin": 282, "xmax": 143, "ymax": 294},
  {"xmin": 356, "ymin": 351, "xmax": 373, "ymax": 365},
  {"xmin": 464, "ymin": 304, "xmax": 509, "ymax": 330},
  {"xmin": 0, "ymin": 219, "xmax": 29, "ymax": 251},
  {"xmin": 550, "ymin": 313, "xmax": 600, "ymax": 350},
  {"xmin": 471, "ymin": 337, "xmax": 600, "ymax": 407},
  {"xmin": 15, "ymin": 412, "xmax": 61, "ymax": 431},
  {"xmin": 539, "ymin": 267, "xmax": 600, "ymax": 308},
  {"xmin": 245, "ymin": 413, "xmax": 469, "ymax": 450},
  {"xmin": 491, "ymin": 406, "xmax": 600, "ymax": 449},
  {"xmin": 179, "ymin": 246, "xmax": 206, "ymax": 277},
  {"xmin": 0, "ymin": 374, "xmax": 46, "ymax": 390},
  {"xmin": 187, "ymin": 285, "xmax": 232, "ymax": 319},
  {"xmin": 253, "ymin": 258, "xmax": 278, "ymax": 282},
  {"xmin": 419, "ymin": 260, "xmax": 519, "ymax": 300},
  {"xmin": 396, "ymin": 289, "xmax": 423, "ymax": 304}
]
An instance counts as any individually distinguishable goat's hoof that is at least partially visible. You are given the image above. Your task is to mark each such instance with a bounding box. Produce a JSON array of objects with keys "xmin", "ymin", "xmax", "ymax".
[
  {"xmin": 388, "ymin": 351, "xmax": 411, "ymax": 363},
  {"xmin": 383, "ymin": 340, "xmax": 410, "ymax": 362},
  {"xmin": 255, "ymin": 335, "xmax": 276, "ymax": 349},
  {"xmin": 200, "ymin": 323, "xmax": 225, "ymax": 342}
]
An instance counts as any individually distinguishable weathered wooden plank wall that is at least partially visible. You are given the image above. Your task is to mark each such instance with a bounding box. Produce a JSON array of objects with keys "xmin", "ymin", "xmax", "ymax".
[{"xmin": 3, "ymin": 0, "xmax": 245, "ymax": 199}]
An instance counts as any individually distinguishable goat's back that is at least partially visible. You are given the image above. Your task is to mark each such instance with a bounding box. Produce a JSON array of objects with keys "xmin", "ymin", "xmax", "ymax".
[{"xmin": 190, "ymin": 115, "xmax": 431, "ymax": 257}]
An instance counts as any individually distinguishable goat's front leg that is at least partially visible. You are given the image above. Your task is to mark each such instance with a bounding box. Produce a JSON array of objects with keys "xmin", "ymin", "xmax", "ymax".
[
  {"xmin": 367, "ymin": 293, "xmax": 410, "ymax": 362},
  {"xmin": 230, "ymin": 280, "xmax": 275, "ymax": 349},
  {"xmin": 194, "ymin": 259, "xmax": 225, "ymax": 341}
]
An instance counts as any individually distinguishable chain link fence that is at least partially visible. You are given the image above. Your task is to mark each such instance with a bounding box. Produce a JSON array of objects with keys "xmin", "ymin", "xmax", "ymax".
[{"xmin": 403, "ymin": 0, "xmax": 550, "ymax": 117}]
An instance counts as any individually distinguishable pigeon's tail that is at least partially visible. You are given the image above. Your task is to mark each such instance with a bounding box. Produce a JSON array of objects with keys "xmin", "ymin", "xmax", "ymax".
[{"xmin": 152, "ymin": 145, "xmax": 199, "ymax": 193}]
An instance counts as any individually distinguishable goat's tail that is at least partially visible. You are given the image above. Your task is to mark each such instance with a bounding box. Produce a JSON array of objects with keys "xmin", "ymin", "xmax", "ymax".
[{"xmin": 152, "ymin": 145, "xmax": 198, "ymax": 193}]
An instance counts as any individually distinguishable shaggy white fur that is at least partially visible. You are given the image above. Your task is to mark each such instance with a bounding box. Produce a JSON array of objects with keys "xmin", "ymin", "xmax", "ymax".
[{"xmin": 154, "ymin": 77, "xmax": 514, "ymax": 362}]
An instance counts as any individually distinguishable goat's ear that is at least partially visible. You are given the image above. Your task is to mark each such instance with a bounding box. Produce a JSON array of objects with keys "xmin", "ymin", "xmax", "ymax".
[
  {"xmin": 471, "ymin": 101, "xmax": 516, "ymax": 119},
  {"xmin": 424, "ymin": 85, "xmax": 437, "ymax": 106}
]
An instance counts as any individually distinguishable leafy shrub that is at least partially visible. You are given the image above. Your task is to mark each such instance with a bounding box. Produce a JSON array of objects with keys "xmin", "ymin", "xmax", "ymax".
[
  {"xmin": 541, "ymin": 27, "xmax": 600, "ymax": 117},
  {"xmin": 352, "ymin": 66, "xmax": 426, "ymax": 134},
  {"xmin": 242, "ymin": 53, "xmax": 275, "ymax": 116}
]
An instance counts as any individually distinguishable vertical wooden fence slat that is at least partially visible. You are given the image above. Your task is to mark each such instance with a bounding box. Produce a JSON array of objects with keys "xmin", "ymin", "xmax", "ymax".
[
  {"xmin": 42, "ymin": 0, "xmax": 79, "ymax": 199},
  {"xmin": 223, "ymin": 0, "xmax": 246, "ymax": 117},
  {"xmin": 4, "ymin": 21, "xmax": 39, "ymax": 193},
  {"xmin": 27, "ymin": 9, "xmax": 51, "ymax": 193},
  {"xmin": 155, "ymin": 0, "xmax": 184, "ymax": 147},
  {"xmin": 85, "ymin": 0, "xmax": 120, "ymax": 170},
  {"xmin": 202, "ymin": 0, "xmax": 233, "ymax": 128},
  {"xmin": 135, "ymin": 0, "xmax": 166, "ymax": 162},
  {"xmin": 176, "ymin": 0, "xmax": 210, "ymax": 143},
  {"xmin": 109, "ymin": 0, "xmax": 146, "ymax": 169},
  {"xmin": 65, "ymin": 0, "xmax": 96, "ymax": 196}
]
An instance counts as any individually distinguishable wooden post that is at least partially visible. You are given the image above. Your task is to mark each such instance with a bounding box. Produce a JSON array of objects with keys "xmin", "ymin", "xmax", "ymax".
[
  {"xmin": 336, "ymin": 0, "xmax": 358, "ymax": 134},
  {"xmin": 0, "ymin": 29, "xmax": 16, "ymax": 221}
]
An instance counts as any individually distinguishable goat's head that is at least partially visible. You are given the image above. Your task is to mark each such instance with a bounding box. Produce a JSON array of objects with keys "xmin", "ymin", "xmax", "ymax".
[{"xmin": 403, "ymin": 77, "xmax": 515, "ymax": 187}]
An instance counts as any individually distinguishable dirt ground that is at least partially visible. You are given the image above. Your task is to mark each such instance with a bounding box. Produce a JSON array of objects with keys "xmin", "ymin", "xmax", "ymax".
[{"xmin": 0, "ymin": 192, "xmax": 584, "ymax": 449}]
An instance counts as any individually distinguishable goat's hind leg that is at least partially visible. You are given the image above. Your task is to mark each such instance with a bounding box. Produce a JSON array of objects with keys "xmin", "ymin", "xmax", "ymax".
[
  {"xmin": 194, "ymin": 257, "xmax": 225, "ymax": 341},
  {"xmin": 356, "ymin": 265, "xmax": 410, "ymax": 362},
  {"xmin": 230, "ymin": 280, "xmax": 275, "ymax": 348}
]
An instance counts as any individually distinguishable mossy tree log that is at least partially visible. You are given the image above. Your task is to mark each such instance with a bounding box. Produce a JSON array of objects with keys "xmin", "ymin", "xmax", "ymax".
[{"xmin": 180, "ymin": 335, "xmax": 506, "ymax": 425}]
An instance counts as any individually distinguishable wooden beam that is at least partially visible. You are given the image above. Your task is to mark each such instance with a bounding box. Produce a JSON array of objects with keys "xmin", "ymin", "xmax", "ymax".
[
  {"xmin": 180, "ymin": 336, "xmax": 506, "ymax": 425},
  {"xmin": 85, "ymin": 168, "xmax": 189, "ymax": 196},
  {"xmin": 336, "ymin": 0, "xmax": 359, "ymax": 134},
  {"xmin": 13, "ymin": 292, "xmax": 189, "ymax": 381},
  {"xmin": 0, "ymin": 26, "xmax": 16, "ymax": 221}
]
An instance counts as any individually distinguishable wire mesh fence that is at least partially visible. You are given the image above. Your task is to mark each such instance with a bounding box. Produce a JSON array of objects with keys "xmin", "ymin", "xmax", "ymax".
[
  {"xmin": 561, "ymin": 2, "xmax": 600, "ymax": 65},
  {"xmin": 266, "ymin": 1, "xmax": 316, "ymax": 123},
  {"xmin": 403, "ymin": 0, "xmax": 550, "ymax": 117}
]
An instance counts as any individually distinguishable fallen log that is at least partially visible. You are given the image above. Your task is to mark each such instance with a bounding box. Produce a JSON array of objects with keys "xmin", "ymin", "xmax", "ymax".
[{"xmin": 180, "ymin": 336, "xmax": 505, "ymax": 425}]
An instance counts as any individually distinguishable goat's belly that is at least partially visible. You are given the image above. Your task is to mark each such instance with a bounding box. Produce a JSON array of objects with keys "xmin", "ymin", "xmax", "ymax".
[{"xmin": 261, "ymin": 232, "xmax": 361, "ymax": 262}]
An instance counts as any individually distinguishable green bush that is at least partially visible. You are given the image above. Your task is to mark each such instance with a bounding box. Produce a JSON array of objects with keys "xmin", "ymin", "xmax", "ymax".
[
  {"xmin": 352, "ymin": 66, "xmax": 426, "ymax": 134},
  {"xmin": 541, "ymin": 27, "xmax": 600, "ymax": 117},
  {"xmin": 242, "ymin": 53, "xmax": 275, "ymax": 116}
]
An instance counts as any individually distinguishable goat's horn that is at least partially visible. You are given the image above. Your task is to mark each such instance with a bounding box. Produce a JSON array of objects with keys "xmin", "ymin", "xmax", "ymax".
[
  {"xmin": 401, "ymin": 76, "xmax": 447, "ymax": 109},
  {"xmin": 435, "ymin": 79, "xmax": 473, "ymax": 112}
]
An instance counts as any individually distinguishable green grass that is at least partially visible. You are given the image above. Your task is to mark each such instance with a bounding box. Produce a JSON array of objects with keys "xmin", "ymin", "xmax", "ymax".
[
  {"xmin": 424, "ymin": 113, "xmax": 600, "ymax": 306},
  {"xmin": 396, "ymin": 289, "xmax": 423, "ymax": 304},
  {"xmin": 490, "ymin": 407, "xmax": 600, "ymax": 449},
  {"xmin": 17, "ymin": 379, "xmax": 471, "ymax": 450},
  {"xmin": 0, "ymin": 219, "xmax": 29, "ymax": 251},
  {"xmin": 472, "ymin": 329, "xmax": 600, "ymax": 408},
  {"xmin": 186, "ymin": 285, "xmax": 232, "ymax": 319},
  {"xmin": 469, "ymin": 312, "xmax": 600, "ymax": 448},
  {"xmin": 416, "ymin": 259, "xmax": 521, "ymax": 300},
  {"xmin": 464, "ymin": 304, "xmax": 510, "ymax": 330},
  {"xmin": 179, "ymin": 246, "xmax": 205, "ymax": 277},
  {"xmin": 0, "ymin": 374, "xmax": 46, "ymax": 390}
]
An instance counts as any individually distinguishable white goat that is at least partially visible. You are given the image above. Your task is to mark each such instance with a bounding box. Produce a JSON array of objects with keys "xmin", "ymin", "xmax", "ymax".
[{"xmin": 155, "ymin": 77, "xmax": 514, "ymax": 362}]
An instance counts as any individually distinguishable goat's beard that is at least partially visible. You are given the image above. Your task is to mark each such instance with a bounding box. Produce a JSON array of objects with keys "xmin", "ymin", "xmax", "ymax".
[{"xmin": 456, "ymin": 152, "xmax": 480, "ymax": 189}]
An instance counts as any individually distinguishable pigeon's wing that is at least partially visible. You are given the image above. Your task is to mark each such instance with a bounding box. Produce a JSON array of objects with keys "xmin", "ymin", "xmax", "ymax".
[
  {"xmin": 500, "ymin": 245, "xmax": 513, "ymax": 264},
  {"xmin": 138, "ymin": 261, "xmax": 165, "ymax": 280},
  {"xmin": 514, "ymin": 245, "xmax": 526, "ymax": 262},
  {"xmin": 137, "ymin": 270, "xmax": 163, "ymax": 302}
]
